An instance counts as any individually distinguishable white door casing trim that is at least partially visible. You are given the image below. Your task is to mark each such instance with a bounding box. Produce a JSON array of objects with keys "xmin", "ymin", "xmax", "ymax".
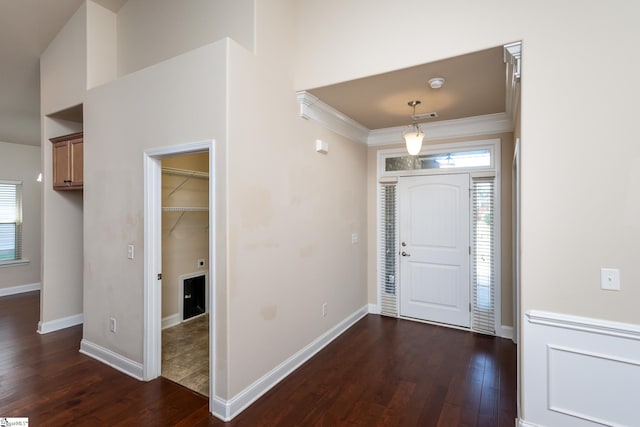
[{"xmin": 143, "ymin": 139, "xmax": 216, "ymax": 412}]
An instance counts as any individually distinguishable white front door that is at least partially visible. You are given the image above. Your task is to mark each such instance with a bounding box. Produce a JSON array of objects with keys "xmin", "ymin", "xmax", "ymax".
[{"xmin": 399, "ymin": 174, "xmax": 470, "ymax": 327}]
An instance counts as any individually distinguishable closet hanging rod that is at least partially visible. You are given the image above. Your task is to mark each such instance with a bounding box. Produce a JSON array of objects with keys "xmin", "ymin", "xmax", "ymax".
[
  {"xmin": 162, "ymin": 207, "xmax": 208, "ymax": 212},
  {"xmin": 161, "ymin": 167, "xmax": 209, "ymax": 179}
]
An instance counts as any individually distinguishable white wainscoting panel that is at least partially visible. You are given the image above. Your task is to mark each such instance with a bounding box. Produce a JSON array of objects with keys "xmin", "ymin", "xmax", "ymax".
[{"xmin": 522, "ymin": 310, "xmax": 640, "ymax": 427}]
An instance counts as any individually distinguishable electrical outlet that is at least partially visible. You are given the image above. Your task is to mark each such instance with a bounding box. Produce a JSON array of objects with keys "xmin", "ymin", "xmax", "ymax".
[
  {"xmin": 109, "ymin": 317, "xmax": 117, "ymax": 333},
  {"xmin": 322, "ymin": 303, "xmax": 328, "ymax": 317}
]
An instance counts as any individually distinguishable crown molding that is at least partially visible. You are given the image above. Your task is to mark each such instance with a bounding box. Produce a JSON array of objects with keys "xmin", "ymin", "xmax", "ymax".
[
  {"xmin": 504, "ymin": 41, "xmax": 522, "ymax": 126},
  {"xmin": 298, "ymin": 75, "xmax": 516, "ymax": 147},
  {"xmin": 296, "ymin": 91, "xmax": 370, "ymax": 144},
  {"xmin": 367, "ymin": 112, "xmax": 513, "ymax": 146}
]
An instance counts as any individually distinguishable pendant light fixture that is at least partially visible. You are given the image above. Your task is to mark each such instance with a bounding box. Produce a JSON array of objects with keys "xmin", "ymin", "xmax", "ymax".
[{"xmin": 402, "ymin": 100, "xmax": 425, "ymax": 155}]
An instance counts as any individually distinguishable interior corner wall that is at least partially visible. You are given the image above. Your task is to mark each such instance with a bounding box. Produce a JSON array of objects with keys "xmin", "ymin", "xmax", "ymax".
[
  {"xmin": 40, "ymin": 118, "xmax": 84, "ymax": 325},
  {"xmin": 224, "ymin": 1, "xmax": 367, "ymax": 398},
  {"xmin": 365, "ymin": 133, "xmax": 515, "ymax": 329},
  {"xmin": 40, "ymin": 2, "xmax": 87, "ymax": 116},
  {"xmin": 116, "ymin": 0, "xmax": 255, "ymax": 77},
  {"xmin": 0, "ymin": 142, "xmax": 42, "ymax": 291},
  {"xmin": 82, "ymin": 40, "xmax": 227, "ymax": 366},
  {"xmin": 86, "ymin": 0, "xmax": 117, "ymax": 89},
  {"xmin": 39, "ymin": 1, "xmax": 87, "ymax": 328}
]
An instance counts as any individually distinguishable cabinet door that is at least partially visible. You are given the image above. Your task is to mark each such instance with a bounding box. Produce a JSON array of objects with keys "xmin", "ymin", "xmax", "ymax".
[
  {"xmin": 70, "ymin": 138, "xmax": 83, "ymax": 186},
  {"xmin": 53, "ymin": 141, "xmax": 71, "ymax": 188}
]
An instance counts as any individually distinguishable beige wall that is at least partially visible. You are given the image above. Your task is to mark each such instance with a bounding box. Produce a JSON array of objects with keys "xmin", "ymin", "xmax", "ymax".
[
  {"xmin": 294, "ymin": 0, "xmax": 640, "ymax": 324},
  {"xmin": 82, "ymin": 40, "xmax": 228, "ymax": 365},
  {"xmin": 116, "ymin": 0, "xmax": 255, "ymax": 77},
  {"xmin": 161, "ymin": 153, "xmax": 209, "ymax": 319},
  {"xmin": 40, "ymin": 3, "xmax": 87, "ymax": 116},
  {"xmin": 224, "ymin": 1, "xmax": 368, "ymax": 396},
  {"xmin": 366, "ymin": 133, "xmax": 515, "ymax": 328},
  {"xmin": 40, "ymin": 2, "xmax": 87, "ymax": 326},
  {"xmin": 40, "ymin": 0, "xmax": 640, "ymax": 417},
  {"xmin": 86, "ymin": 1, "xmax": 116, "ymax": 89},
  {"xmin": 0, "ymin": 142, "xmax": 42, "ymax": 290},
  {"xmin": 40, "ymin": 118, "xmax": 84, "ymax": 324}
]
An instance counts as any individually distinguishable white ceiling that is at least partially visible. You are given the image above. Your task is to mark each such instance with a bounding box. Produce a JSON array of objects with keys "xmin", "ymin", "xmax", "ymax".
[
  {"xmin": 0, "ymin": 0, "xmax": 126, "ymax": 146},
  {"xmin": 0, "ymin": 1, "xmax": 506, "ymax": 147}
]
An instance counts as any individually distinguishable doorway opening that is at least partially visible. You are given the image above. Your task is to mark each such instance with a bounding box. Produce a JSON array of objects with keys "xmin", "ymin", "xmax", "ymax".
[
  {"xmin": 143, "ymin": 140, "xmax": 215, "ymax": 408},
  {"xmin": 377, "ymin": 139, "xmax": 503, "ymax": 336},
  {"xmin": 159, "ymin": 152, "xmax": 209, "ymax": 395}
]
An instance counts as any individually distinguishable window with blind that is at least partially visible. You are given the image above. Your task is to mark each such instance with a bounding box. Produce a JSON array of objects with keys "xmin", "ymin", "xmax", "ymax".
[
  {"xmin": 0, "ymin": 181, "xmax": 23, "ymax": 263},
  {"xmin": 471, "ymin": 176, "xmax": 496, "ymax": 334},
  {"xmin": 379, "ymin": 184, "xmax": 398, "ymax": 317}
]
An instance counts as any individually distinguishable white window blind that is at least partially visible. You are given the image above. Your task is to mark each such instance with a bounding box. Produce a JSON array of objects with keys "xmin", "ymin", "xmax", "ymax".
[
  {"xmin": 471, "ymin": 176, "xmax": 495, "ymax": 334},
  {"xmin": 0, "ymin": 181, "xmax": 23, "ymax": 262},
  {"xmin": 379, "ymin": 184, "xmax": 398, "ymax": 317}
]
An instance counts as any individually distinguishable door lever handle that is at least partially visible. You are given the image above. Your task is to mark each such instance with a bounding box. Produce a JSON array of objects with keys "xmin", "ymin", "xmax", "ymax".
[{"xmin": 401, "ymin": 251, "xmax": 410, "ymax": 257}]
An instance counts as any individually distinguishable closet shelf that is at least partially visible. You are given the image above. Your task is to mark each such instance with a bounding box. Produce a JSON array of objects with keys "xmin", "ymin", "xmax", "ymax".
[
  {"xmin": 162, "ymin": 207, "xmax": 208, "ymax": 232},
  {"xmin": 162, "ymin": 167, "xmax": 209, "ymax": 232},
  {"xmin": 162, "ymin": 167, "xmax": 208, "ymax": 197}
]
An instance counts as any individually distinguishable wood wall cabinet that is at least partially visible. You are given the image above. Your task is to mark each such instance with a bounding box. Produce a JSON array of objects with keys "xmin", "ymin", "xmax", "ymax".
[{"xmin": 50, "ymin": 132, "xmax": 83, "ymax": 190}]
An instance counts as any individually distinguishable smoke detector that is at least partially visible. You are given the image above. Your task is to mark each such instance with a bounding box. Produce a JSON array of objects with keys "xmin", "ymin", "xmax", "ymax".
[{"xmin": 428, "ymin": 77, "xmax": 445, "ymax": 89}]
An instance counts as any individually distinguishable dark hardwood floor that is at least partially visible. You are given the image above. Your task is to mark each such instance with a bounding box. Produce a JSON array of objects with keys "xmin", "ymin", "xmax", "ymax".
[{"xmin": 0, "ymin": 291, "xmax": 516, "ymax": 426}]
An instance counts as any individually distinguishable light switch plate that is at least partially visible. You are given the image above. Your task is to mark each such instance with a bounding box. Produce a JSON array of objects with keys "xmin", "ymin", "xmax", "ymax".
[
  {"xmin": 127, "ymin": 245, "xmax": 134, "ymax": 260},
  {"xmin": 600, "ymin": 268, "xmax": 620, "ymax": 291}
]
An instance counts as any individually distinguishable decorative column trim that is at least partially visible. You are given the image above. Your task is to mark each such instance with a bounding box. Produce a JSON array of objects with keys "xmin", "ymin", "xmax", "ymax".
[
  {"xmin": 296, "ymin": 91, "xmax": 370, "ymax": 144},
  {"xmin": 504, "ymin": 41, "xmax": 522, "ymax": 126}
]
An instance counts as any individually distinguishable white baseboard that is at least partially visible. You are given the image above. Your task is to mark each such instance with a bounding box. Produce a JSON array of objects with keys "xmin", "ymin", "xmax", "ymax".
[
  {"xmin": 37, "ymin": 313, "xmax": 83, "ymax": 334},
  {"xmin": 0, "ymin": 282, "xmax": 40, "ymax": 297},
  {"xmin": 80, "ymin": 339, "xmax": 144, "ymax": 380},
  {"xmin": 517, "ymin": 419, "xmax": 542, "ymax": 427},
  {"xmin": 368, "ymin": 303, "xmax": 380, "ymax": 314},
  {"xmin": 162, "ymin": 313, "xmax": 180, "ymax": 329},
  {"xmin": 211, "ymin": 305, "xmax": 369, "ymax": 422},
  {"xmin": 500, "ymin": 325, "xmax": 513, "ymax": 340}
]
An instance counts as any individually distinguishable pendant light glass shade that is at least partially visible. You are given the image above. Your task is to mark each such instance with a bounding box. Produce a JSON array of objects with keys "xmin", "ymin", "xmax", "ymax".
[
  {"xmin": 402, "ymin": 100, "xmax": 425, "ymax": 155},
  {"xmin": 403, "ymin": 124, "xmax": 424, "ymax": 155}
]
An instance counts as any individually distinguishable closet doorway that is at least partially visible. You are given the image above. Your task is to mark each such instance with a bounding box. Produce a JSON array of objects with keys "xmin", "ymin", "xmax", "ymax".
[
  {"xmin": 142, "ymin": 140, "xmax": 215, "ymax": 408},
  {"xmin": 160, "ymin": 152, "xmax": 210, "ymax": 395}
]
